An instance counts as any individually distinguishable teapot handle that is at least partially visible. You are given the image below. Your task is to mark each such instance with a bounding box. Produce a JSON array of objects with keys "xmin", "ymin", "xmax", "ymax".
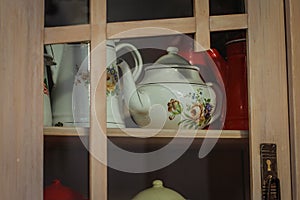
[{"xmin": 116, "ymin": 43, "xmax": 143, "ymax": 82}]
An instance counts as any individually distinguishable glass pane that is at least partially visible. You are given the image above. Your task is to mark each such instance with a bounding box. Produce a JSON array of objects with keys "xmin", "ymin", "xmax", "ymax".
[
  {"xmin": 44, "ymin": 42, "xmax": 90, "ymax": 127},
  {"xmin": 108, "ymin": 138, "xmax": 250, "ymax": 200},
  {"xmin": 45, "ymin": 0, "xmax": 89, "ymax": 27},
  {"xmin": 210, "ymin": 0, "xmax": 245, "ymax": 15},
  {"xmin": 106, "ymin": 34, "xmax": 194, "ymax": 129},
  {"xmin": 211, "ymin": 30, "xmax": 248, "ymax": 130},
  {"xmin": 107, "ymin": 0, "xmax": 193, "ymax": 22},
  {"xmin": 44, "ymin": 136, "xmax": 89, "ymax": 199}
]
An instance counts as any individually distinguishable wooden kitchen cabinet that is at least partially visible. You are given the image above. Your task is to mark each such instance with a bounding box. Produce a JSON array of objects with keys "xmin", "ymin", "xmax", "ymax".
[{"xmin": 1, "ymin": 0, "xmax": 298, "ymax": 199}]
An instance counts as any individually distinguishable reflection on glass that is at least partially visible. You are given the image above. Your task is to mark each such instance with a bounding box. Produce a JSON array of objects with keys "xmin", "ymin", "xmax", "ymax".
[
  {"xmin": 106, "ymin": 35, "xmax": 194, "ymax": 129},
  {"xmin": 108, "ymin": 138, "xmax": 250, "ymax": 200},
  {"xmin": 210, "ymin": 0, "xmax": 245, "ymax": 15},
  {"xmin": 45, "ymin": 0, "xmax": 89, "ymax": 27},
  {"xmin": 44, "ymin": 137, "xmax": 89, "ymax": 199},
  {"xmin": 107, "ymin": 0, "xmax": 193, "ymax": 22},
  {"xmin": 44, "ymin": 42, "xmax": 90, "ymax": 127}
]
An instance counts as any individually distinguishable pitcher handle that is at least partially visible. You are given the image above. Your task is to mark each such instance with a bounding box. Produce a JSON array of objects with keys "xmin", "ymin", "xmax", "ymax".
[{"xmin": 116, "ymin": 43, "xmax": 143, "ymax": 82}]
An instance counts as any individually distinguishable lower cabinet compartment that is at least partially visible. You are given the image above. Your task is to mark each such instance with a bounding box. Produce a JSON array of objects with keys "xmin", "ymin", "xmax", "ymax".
[
  {"xmin": 43, "ymin": 135, "xmax": 249, "ymax": 200},
  {"xmin": 108, "ymin": 137, "xmax": 249, "ymax": 200},
  {"xmin": 44, "ymin": 136, "xmax": 89, "ymax": 199}
]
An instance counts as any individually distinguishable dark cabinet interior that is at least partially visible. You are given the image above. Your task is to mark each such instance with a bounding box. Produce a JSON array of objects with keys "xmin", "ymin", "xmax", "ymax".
[{"xmin": 108, "ymin": 138, "xmax": 249, "ymax": 200}]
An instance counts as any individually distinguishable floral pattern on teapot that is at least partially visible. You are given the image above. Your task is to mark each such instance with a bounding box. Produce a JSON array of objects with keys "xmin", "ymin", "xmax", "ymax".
[
  {"xmin": 106, "ymin": 64, "xmax": 119, "ymax": 96},
  {"xmin": 167, "ymin": 88, "xmax": 213, "ymax": 129}
]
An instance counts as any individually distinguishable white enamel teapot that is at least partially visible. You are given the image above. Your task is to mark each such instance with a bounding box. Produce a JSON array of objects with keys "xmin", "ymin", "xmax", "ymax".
[
  {"xmin": 120, "ymin": 47, "xmax": 221, "ymax": 129},
  {"xmin": 106, "ymin": 40, "xmax": 143, "ymax": 128}
]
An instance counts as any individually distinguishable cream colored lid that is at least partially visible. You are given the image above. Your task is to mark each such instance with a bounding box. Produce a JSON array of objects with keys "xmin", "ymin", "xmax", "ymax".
[{"xmin": 132, "ymin": 180, "xmax": 186, "ymax": 200}]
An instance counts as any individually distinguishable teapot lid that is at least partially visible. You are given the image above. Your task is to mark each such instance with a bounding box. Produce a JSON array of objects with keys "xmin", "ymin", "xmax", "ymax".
[
  {"xmin": 140, "ymin": 47, "xmax": 206, "ymax": 84},
  {"xmin": 155, "ymin": 47, "xmax": 191, "ymax": 66},
  {"xmin": 132, "ymin": 180, "xmax": 185, "ymax": 200},
  {"xmin": 145, "ymin": 46, "xmax": 199, "ymax": 71}
]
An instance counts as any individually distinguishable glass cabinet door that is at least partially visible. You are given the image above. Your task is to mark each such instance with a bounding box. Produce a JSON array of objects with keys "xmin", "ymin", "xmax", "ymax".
[
  {"xmin": 0, "ymin": 0, "xmax": 293, "ymax": 199},
  {"xmin": 42, "ymin": 0, "xmax": 292, "ymax": 199},
  {"xmin": 103, "ymin": 1, "xmax": 249, "ymax": 199}
]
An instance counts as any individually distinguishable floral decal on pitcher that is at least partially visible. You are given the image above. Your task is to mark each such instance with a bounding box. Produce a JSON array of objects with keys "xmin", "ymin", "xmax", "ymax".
[
  {"xmin": 74, "ymin": 64, "xmax": 90, "ymax": 89},
  {"xmin": 167, "ymin": 88, "xmax": 213, "ymax": 129},
  {"xmin": 106, "ymin": 64, "xmax": 119, "ymax": 96}
]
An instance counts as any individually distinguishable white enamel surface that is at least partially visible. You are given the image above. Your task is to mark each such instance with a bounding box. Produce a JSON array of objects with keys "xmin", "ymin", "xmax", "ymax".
[
  {"xmin": 43, "ymin": 94, "xmax": 52, "ymax": 126},
  {"xmin": 51, "ymin": 43, "xmax": 90, "ymax": 127},
  {"xmin": 130, "ymin": 83, "xmax": 217, "ymax": 129},
  {"xmin": 140, "ymin": 66, "xmax": 205, "ymax": 84}
]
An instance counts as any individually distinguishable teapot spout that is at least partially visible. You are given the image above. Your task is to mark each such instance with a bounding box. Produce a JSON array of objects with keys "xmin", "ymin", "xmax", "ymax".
[{"xmin": 118, "ymin": 60, "xmax": 151, "ymax": 126}]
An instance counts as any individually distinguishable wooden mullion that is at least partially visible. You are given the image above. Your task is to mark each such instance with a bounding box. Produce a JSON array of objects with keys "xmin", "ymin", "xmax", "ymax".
[
  {"xmin": 107, "ymin": 17, "xmax": 196, "ymax": 39},
  {"xmin": 194, "ymin": 0, "xmax": 210, "ymax": 50},
  {"xmin": 210, "ymin": 14, "xmax": 248, "ymax": 32},
  {"xmin": 44, "ymin": 25, "xmax": 91, "ymax": 44},
  {"xmin": 43, "ymin": 14, "xmax": 248, "ymax": 45},
  {"xmin": 90, "ymin": 0, "xmax": 107, "ymax": 199}
]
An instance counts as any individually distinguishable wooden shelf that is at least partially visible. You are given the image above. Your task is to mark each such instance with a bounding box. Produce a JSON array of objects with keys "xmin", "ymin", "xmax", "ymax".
[
  {"xmin": 107, "ymin": 128, "xmax": 248, "ymax": 139},
  {"xmin": 43, "ymin": 127, "xmax": 89, "ymax": 136},
  {"xmin": 43, "ymin": 127, "xmax": 248, "ymax": 139}
]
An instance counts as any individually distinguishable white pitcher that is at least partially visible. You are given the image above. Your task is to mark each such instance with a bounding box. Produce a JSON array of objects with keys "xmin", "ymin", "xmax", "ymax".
[
  {"xmin": 48, "ymin": 43, "xmax": 90, "ymax": 127},
  {"xmin": 106, "ymin": 40, "xmax": 143, "ymax": 128}
]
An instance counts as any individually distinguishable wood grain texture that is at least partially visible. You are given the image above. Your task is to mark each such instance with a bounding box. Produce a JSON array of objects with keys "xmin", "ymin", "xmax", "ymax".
[
  {"xmin": 194, "ymin": 0, "xmax": 210, "ymax": 50},
  {"xmin": 44, "ymin": 25, "xmax": 91, "ymax": 44},
  {"xmin": 0, "ymin": 0, "xmax": 43, "ymax": 199},
  {"xmin": 107, "ymin": 17, "xmax": 196, "ymax": 39},
  {"xmin": 107, "ymin": 128, "xmax": 248, "ymax": 139},
  {"xmin": 210, "ymin": 14, "xmax": 248, "ymax": 32},
  {"xmin": 247, "ymin": 0, "xmax": 292, "ymax": 199},
  {"xmin": 285, "ymin": 0, "xmax": 300, "ymax": 198},
  {"xmin": 43, "ymin": 127, "xmax": 89, "ymax": 136},
  {"xmin": 90, "ymin": 0, "xmax": 107, "ymax": 199},
  {"xmin": 43, "ymin": 15, "xmax": 248, "ymax": 44}
]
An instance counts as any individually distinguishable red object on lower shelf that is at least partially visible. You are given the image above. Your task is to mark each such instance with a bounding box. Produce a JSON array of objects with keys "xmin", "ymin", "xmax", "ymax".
[{"xmin": 44, "ymin": 179, "xmax": 88, "ymax": 200}]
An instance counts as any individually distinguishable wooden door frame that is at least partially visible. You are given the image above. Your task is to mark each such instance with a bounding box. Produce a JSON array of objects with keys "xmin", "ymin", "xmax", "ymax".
[
  {"xmin": 0, "ymin": 0, "xmax": 44, "ymax": 199},
  {"xmin": 247, "ymin": 0, "xmax": 292, "ymax": 199},
  {"xmin": 285, "ymin": 0, "xmax": 300, "ymax": 199}
]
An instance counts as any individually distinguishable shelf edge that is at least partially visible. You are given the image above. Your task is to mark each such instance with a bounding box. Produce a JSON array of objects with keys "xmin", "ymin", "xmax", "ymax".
[{"xmin": 43, "ymin": 127, "xmax": 89, "ymax": 136}]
